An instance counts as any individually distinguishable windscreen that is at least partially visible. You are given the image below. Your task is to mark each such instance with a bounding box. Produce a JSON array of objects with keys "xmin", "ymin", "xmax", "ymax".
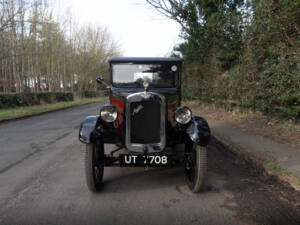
[{"xmin": 112, "ymin": 63, "xmax": 179, "ymax": 88}]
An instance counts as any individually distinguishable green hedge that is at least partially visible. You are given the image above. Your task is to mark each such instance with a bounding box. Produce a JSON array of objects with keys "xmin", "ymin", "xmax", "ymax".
[
  {"xmin": 81, "ymin": 90, "xmax": 109, "ymax": 98},
  {"xmin": 55, "ymin": 92, "xmax": 74, "ymax": 102},
  {"xmin": 0, "ymin": 92, "xmax": 74, "ymax": 109},
  {"xmin": 37, "ymin": 92, "xmax": 54, "ymax": 103},
  {"xmin": 82, "ymin": 91, "xmax": 97, "ymax": 98}
]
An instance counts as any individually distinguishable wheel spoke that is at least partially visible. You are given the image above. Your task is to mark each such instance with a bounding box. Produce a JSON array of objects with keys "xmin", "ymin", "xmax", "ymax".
[
  {"xmin": 94, "ymin": 166, "xmax": 100, "ymax": 182},
  {"xmin": 85, "ymin": 141, "xmax": 104, "ymax": 192},
  {"xmin": 185, "ymin": 144, "xmax": 207, "ymax": 193},
  {"xmin": 185, "ymin": 145, "xmax": 196, "ymax": 182}
]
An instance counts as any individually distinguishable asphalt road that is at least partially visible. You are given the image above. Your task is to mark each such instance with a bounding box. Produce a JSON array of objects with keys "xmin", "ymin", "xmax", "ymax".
[{"xmin": 0, "ymin": 103, "xmax": 299, "ymax": 225}]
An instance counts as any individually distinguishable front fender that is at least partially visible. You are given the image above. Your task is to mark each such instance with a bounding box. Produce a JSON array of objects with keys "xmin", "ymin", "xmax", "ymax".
[
  {"xmin": 79, "ymin": 116, "xmax": 100, "ymax": 144},
  {"xmin": 185, "ymin": 116, "xmax": 210, "ymax": 146}
]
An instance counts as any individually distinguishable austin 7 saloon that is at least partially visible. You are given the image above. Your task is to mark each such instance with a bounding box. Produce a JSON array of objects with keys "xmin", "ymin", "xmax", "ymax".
[{"xmin": 79, "ymin": 57, "xmax": 211, "ymax": 193}]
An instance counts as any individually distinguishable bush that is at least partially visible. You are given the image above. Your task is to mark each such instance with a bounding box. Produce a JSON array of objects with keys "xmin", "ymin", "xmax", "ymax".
[
  {"xmin": 13, "ymin": 94, "xmax": 24, "ymax": 106},
  {"xmin": 277, "ymin": 94, "xmax": 299, "ymax": 107},
  {"xmin": 22, "ymin": 93, "xmax": 40, "ymax": 106},
  {"xmin": 55, "ymin": 92, "xmax": 74, "ymax": 102},
  {"xmin": 182, "ymin": 88, "xmax": 198, "ymax": 100},
  {"xmin": 279, "ymin": 107, "xmax": 300, "ymax": 121},
  {"xmin": 37, "ymin": 92, "xmax": 54, "ymax": 103},
  {"xmin": 170, "ymin": 0, "xmax": 299, "ymax": 122},
  {"xmin": 0, "ymin": 94, "xmax": 14, "ymax": 109},
  {"xmin": 0, "ymin": 92, "xmax": 74, "ymax": 109},
  {"xmin": 82, "ymin": 91, "xmax": 96, "ymax": 98}
]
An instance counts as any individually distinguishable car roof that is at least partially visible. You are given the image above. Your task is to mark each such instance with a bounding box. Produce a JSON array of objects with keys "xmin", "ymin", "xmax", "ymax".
[{"xmin": 109, "ymin": 57, "xmax": 182, "ymax": 63}]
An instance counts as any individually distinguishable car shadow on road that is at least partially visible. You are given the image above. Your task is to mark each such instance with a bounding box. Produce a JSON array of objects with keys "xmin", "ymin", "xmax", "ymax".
[
  {"xmin": 97, "ymin": 167, "xmax": 185, "ymax": 194},
  {"xmin": 208, "ymin": 137, "xmax": 300, "ymax": 225},
  {"xmin": 89, "ymin": 144, "xmax": 227, "ymax": 195},
  {"xmin": 91, "ymin": 165, "xmax": 222, "ymax": 196}
]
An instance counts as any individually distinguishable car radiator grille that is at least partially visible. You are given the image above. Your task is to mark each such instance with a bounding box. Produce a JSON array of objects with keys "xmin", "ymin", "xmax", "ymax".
[{"xmin": 130, "ymin": 100, "xmax": 161, "ymax": 144}]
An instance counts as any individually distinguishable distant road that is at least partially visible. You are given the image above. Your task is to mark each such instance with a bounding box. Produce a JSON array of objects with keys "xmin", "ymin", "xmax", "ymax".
[{"xmin": 0, "ymin": 103, "xmax": 299, "ymax": 225}]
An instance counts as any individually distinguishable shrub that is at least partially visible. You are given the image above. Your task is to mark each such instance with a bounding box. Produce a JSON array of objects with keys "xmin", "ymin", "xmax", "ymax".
[
  {"xmin": 170, "ymin": 0, "xmax": 299, "ymax": 122},
  {"xmin": 0, "ymin": 94, "xmax": 14, "ymax": 109},
  {"xmin": 22, "ymin": 93, "xmax": 40, "ymax": 106},
  {"xmin": 82, "ymin": 91, "xmax": 96, "ymax": 98},
  {"xmin": 182, "ymin": 88, "xmax": 198, "ymax": 100},
  {"xmin": 279, "ymin": 107, "xmax": 300, "ymax": 121},
  {"xmin": 0, "ymin": 92, "xmax": 74, "ymax": 109},
  {"xmin": 37, "ymin": 92, "xmax": 54, "ymax": 103},
  {"xmin": 277, "ymin": 94, "xmax": 299, "ymax": 107},
  {"xmin": 55, "ymin": 92, "xmax": 74, "ymax": 102}
]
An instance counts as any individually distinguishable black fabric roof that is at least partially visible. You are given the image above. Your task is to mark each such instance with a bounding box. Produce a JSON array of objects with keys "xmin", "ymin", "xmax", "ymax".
[{"xmin": 109, "ymin": 57, "xmax": 182, "ymax": 63}]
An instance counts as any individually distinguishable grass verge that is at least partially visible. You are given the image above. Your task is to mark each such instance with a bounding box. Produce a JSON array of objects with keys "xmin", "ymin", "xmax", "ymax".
[
  {"xmin": 213, "ymin": 133, "xmax": 300, "ymax": 190},
  {"xmin": 265, "ymin": 160, "xmax": 300, "ymax": 186},
  {"xmin": 0, "ymin": 97, "xmax": 106, "ymax": 122},
  {"xmin": 185, "ymin": 101, "xmax": 300, "ymax": 149}
]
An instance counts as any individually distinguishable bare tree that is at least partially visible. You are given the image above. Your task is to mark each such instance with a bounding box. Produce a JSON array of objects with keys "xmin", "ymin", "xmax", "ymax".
[{"xmin": 0, "ymin": 0, "xmax": 120, "ymax": 94}]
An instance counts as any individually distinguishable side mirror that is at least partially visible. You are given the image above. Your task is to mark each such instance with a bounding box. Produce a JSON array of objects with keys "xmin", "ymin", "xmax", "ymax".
[
  {"xmin": 96, "ymin": 76, "xmax": 110, "ymax": 89},
  {"xmin": 96, "ymin": 76, "xmax": 104, "ymax": 84}
]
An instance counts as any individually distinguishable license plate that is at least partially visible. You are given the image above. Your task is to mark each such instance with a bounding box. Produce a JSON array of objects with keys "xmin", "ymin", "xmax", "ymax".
[{"xmin": 119, "ymin": 153, "xmax": 170, "ymax": 167}]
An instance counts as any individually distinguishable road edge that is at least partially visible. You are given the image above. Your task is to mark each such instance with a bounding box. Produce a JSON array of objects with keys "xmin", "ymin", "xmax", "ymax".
[
  {"xmin": 0, "ymin": 100, "xmax": 104, "ymax": 125},
  {"xmin": 210, "ymin": 133, "xmax": 300, "ymax": 191}
]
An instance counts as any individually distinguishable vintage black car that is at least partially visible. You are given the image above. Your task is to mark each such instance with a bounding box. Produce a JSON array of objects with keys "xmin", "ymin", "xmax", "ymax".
[{"xmin": 79, "ymin": 57, "xmax": 211, "ymax": 193}]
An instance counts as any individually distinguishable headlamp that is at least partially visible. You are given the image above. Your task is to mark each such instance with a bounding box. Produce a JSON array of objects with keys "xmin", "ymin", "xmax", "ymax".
[
  {"xmin": 100, "ymin": 105, "xmax": 118, "ymax": 123},
  {"xmin": 174, "ymin": 106, "xmax": 192, "ymax": 124}
]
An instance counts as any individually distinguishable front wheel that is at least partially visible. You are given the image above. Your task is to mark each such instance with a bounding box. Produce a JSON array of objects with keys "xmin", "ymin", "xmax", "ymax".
[
  {"xmin": 185, "ymin": 144, "xmax": 207, "ymax": 193},
  {"xmin": 85, "ymin": 140, "xmax": 104, "ymax": 192}
]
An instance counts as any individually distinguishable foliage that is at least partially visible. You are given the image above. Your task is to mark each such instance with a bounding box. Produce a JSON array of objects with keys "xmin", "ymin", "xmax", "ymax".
[
  {"xmin": 82, "ymin": 91, "xmax": 97, "ymax": 98},
  {"xmin": 265, "ymin": 159, "xmax": 300, "ymax": 186},
  {"xmin": 37, "ymin": 92, "xmax": 55, "ymax": 103},
  {"xmin": 0, "ymin": 92, "xmax": 74, "ymax": 109},
  {"xmin": 22, "ymin": 93, "xmax": 40, "ymax": 106},
  {"xmin": 277, "ymin": 94, "xmax": 299, "ymax": 107},
  {"xmin": 147, "ymin": 0, "xmax": 300, "ymax": 120},
  {"xmin": 279, "ymin": 107, "xmax": 300, "ymax": 121},
  {"xmin": 54, "ymin": 93, "xmax": 74, "ymax": 102},
  {"xmin": 0, "ymin": 94, "xmax": 14, "ymax": 109}
]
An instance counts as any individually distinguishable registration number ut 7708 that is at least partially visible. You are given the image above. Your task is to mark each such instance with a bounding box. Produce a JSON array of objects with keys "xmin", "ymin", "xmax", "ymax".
[{"xmin": 119, "ymin": 154, "xmax": 170, "ymax": 167}]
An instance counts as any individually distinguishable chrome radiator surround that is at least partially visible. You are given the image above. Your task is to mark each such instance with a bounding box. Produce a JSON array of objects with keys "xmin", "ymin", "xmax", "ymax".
[{"xmin": 125, "ymin": 92, "xmax": 166, "ymax": 153}]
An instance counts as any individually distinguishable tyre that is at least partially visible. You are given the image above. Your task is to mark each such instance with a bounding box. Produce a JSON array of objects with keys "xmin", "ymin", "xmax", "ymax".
[
  {"xmin": 85, "ymin": 140, "xmax": 104, "ymax": 192},
  {"xmin": 185, "ymin": 143, "xmax": 207, "ymax": 193}
]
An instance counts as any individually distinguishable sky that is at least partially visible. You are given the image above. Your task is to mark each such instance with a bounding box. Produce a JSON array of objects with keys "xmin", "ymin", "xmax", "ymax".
[{"xmin": 55, "ymin": 0, "xmax": 181, "ymax": 57}]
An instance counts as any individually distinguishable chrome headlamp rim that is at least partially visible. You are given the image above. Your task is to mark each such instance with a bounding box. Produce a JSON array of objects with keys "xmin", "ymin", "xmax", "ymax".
[
  {"xmin": 99, "ymin": 104, "xmax": 118, "ymax": 123},
  {"xmin": 174, "ymin": 106, "xmax": 192, "ymax": 125}
]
